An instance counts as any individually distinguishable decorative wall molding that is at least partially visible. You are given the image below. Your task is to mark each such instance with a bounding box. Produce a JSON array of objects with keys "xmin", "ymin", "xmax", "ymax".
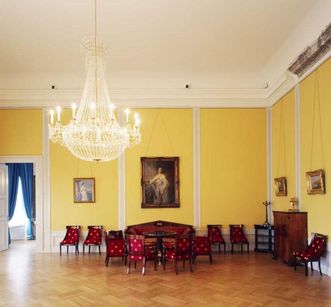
[
  {"xmin": 193, "ymin": 108, "xmax": 201, "ymax": 227},
  {"xmin": 289, "ymin": 23, "xmax": 331, "ymax": 77}
]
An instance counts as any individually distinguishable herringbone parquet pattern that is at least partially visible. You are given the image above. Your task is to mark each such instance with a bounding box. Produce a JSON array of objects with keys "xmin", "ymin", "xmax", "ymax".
[{"xmin": 1, "ymin": 241, "xmax": 331, "ymax": 306}]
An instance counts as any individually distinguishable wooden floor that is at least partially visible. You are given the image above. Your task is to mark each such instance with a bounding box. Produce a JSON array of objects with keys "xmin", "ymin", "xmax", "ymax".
[{"xmin": 1, "ymin": 241, "xmax": 331, "ymax": 306}]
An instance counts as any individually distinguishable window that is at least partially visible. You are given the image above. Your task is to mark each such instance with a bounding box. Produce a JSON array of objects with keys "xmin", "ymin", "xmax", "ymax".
[{"xmin": 8, "ymin": 178, "xmax": 29, "ymax": 228}]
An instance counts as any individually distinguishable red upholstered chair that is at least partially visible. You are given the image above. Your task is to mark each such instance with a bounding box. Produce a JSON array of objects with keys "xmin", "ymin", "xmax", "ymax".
[
  {"xmin": 163, "ymin": 234, "xmax": 193, "ymax": 274},
  {"xmin": 293, "ymin": 233, "xmax": 327, "ymax": 276},
  {"xmin": 229, "ymin": 224, "xmax": 249, "ymax": 254},
  {"xmin": 193, "ymin": 236, "xmax": 212, "ymax": 264},
  {"xmin": 126, "ymin": 235, "xmax": 157, "ymax": 275},
  {"xmin": 60, "ymin": 225, "xmax": 80, "ymax": 255},
  {"xmin": 105, "ymin": 230, "xmax": 126, "ymax": 266},
  {"xmin": 207, "ymin": 224, "xmax": 226, "ymax": 253},
  {"xmin": 83, "ymin": 225, "xmax": 102, "ymax": 254}
]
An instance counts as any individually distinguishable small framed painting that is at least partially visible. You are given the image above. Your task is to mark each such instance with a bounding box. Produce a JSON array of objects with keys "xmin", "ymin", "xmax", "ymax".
[
  {"xmin": 274, "ymin": 177, "xmax": 287, "ymax": 196},
  {"xmin": 306, "ymin": 169, "xmax": 325, "ymax": 195},
  {"xmin": 141, "ymin": 157, "xmax": 180, "ymax": 208},
  {"xmin": 73, "ymin": 178, "xmax": 95, "ymax": 203}
]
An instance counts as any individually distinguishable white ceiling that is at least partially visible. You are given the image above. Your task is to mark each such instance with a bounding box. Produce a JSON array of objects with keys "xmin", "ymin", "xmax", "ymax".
[{"xmin": 0, "ymin": 0, "xmax": 330, "ymax": 106}]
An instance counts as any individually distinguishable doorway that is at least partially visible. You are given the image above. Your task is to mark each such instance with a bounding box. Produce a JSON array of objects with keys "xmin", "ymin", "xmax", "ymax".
[{"xmin": 0, "ymin": 156, "xmax": 44, "ymax": 252}]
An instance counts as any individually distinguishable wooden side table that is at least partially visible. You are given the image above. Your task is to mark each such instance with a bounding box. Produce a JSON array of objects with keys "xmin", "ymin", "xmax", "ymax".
[{"xmin": 254, "ymin": 224, "xmax": 274, "ymax": 253}]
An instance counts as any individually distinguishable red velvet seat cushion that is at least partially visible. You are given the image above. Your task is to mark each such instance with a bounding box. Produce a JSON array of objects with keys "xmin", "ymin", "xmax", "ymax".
[
  {"xmin": 194, "ymin": 236, "xmax": 211, "ymax": 255},
  {"xmin": 230, "ymin": 227, "xmax": 248, "ymax": 243},
  {"xmin": 84, "ymin": 228, "xmax": 101, "ymax": 245},
  {"xmin": 293, "ymin": 237, "xmax": 326, "ymax": 260},
  {"xmin": 165, "ymin": 237, "xmax": 191, "ymax": 260},
  {"xmin": 128, "ymin": 238, "xmax": 155, "ymax": 261},
  {"xmin": 60, "ymin": 228, "xmax": 79, "ymax": 245},
  {"xmin": 209, "ymin": 228, "xmax": 225, "ymax": 243},
  {"xmin": 107, "ymin": 239, "xmax": 125, "ymax": 257}
]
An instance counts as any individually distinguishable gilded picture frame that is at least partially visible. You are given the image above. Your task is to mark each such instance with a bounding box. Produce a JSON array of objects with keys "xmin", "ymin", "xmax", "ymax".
[
  {"xmin": 141, "ymin": 157, "xmax": 180, "ymax": 208},
  {"xmin": 274, "ymin": 177, "xmax": 287, "ymax": 196},
  {"xmin": 306, "ymin": 169, "xmax": 325, "ymax": 195},
  {"xmin": 73, "ymin": 178, "xmax": 95, "ymax": 203}
]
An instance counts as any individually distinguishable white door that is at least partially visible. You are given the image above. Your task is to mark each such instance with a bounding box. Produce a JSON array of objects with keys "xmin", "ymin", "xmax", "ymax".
[{"xmin": 0, "ymin": 164, "xmax": 8, "ymax": 251}]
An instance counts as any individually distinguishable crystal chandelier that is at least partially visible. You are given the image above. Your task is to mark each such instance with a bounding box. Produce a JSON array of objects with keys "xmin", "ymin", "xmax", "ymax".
[{"xmin": 48, "ymin": 0, "xmax": 141, "ymax": 162}]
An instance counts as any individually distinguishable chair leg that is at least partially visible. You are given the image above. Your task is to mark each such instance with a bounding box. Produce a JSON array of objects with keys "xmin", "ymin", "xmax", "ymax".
[
  {"xmin": 98, "ymin": 244, "xmax": 101, "ymax": 254},
  {"xmin": 209, "ymin": 253, "xmax": 213, "ymax": 264},
  {"xmin": 142, "ymin": 258, "xmax": 146, "ymax": 275},
  {"xmin": 175, "ymin": 260, "xmax": 178, "ymax": 275},
  {"xmin": 67, "ymin": 246, "xmax": 69, "ymax": 254},
  {"xmin": 231, "ymin": 243, "xmax": 234, "ymax": 254},
  {"xmin": 223, "ymin": 243, "xmax": 226, "ymax": 254},
  {"xmin": 218, "ymin": 243, "xmax": 221, "ymax": 253},
  {"xmin": 189, "ymin": 258, "xmax": 193, "ymax": 272},
  {"xmin": 305, "ymin": 262, "xmax": 308, "ymax": 276},
  {"xmin": 89, "ymin": 246, "xmax": 91, "ymax": 254},
  {"xmin": 247, "ymin": 243, "xmax": 249, "ymax": 254},
  {"xmin": 294, "ymin": 258, "xmax": 297, "ymax": 271},
  {"xmin": 83, "ymin": 245, "xmax": 85, "ymax": 255},
  {"xmin": 318, "ymin": 259, "xmax": 323, "ymax": 276},
  {"xmin": 105, "ymin": 256, "xmax": 109, "ymax": 267},
  {"xmin": 76, "ymin": 244, "xmax": 79, "ymax": 255},
  {"xmin": 60, "ymin": 245, "xmax": 62, "ymax": 256},
  {"xmin": 310, "ymin": 262, "xmax": 313, "ymax": 274},
  {"xmin": 127, "ymin": 259, "xmax": 131, "ymax": 274}
]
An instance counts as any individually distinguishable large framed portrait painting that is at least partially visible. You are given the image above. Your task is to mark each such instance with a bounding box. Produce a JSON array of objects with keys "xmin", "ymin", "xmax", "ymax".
[{"xmin": 141, "ymin": 157, "xmax": 180, "ymax": 208}]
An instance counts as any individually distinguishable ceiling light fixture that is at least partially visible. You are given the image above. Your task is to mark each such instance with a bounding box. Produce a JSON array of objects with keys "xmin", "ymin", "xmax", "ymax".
[{"xmin": 48, "ymin": 0, "xmax": 141, "ymax": 162}]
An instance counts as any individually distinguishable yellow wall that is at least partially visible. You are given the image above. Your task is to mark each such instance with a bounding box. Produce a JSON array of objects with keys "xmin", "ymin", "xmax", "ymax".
[
  {"xmin": 271, "ymin": 90, "xmax": 296, "ymax": 211},
  {"xmin": 200, "ymin": 109, "xmax": 266, "ymax": 227},
  {"xmin": 125, "ymin": 109, "xmax": 193, "ymax": 226},
  {"xmin": 50, "ymin": 110, "xmax": 118, "ymax": 231},
  {"xmin": 300, "ymin": 59, "xmax": 331, "ymax": 236},
  {"xmin": 0, "ymin": 109, "xmax": 42, "ymax": 155}
]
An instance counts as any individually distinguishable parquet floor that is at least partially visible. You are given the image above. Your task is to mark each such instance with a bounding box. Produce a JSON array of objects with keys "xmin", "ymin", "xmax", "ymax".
[{"xmin": 1, "ymin": 241, "xmax": 331, "ymax": 307}]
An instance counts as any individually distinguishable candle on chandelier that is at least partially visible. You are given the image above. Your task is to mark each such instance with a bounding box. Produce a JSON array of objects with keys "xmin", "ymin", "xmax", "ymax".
[
  {"xmin": 125, "ymin": 108, "xmax": 130, "ymax": 123},
  {"xmin": 49, "ymin": 109, "xmax": 54, "ymax": 124},
  {"xmin": 109, "ymin": 104, "xmax": 115, "ymax": 119},
  {"xmin": 135, "ymin": 118, "xmax": 141, "ymax": 129},
  {"xmin": 134, "ymin": 113, "xmax": 140, "ymax": 128},
  {"xmin": 56, "ymin": 106, "xmax": 61, "ymax": 122},
  {"xmin": 72, "ymin": 103, "xmax": 77, "ymax": 119},
  {"xmin": 90, "ymin": 102, "xmax": 96, "ymax": 119}
]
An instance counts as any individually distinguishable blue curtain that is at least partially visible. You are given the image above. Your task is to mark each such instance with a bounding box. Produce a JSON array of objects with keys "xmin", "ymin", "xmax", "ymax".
[
  {"xmin": 6, "ymin": 163, "xmax": 20, "ymax": 244},
  {"xmin": 18, "ymin": 163, "xmax": 34, "ymax": 240}
]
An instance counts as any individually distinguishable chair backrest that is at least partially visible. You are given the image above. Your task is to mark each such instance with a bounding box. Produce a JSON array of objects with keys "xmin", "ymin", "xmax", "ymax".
[
  {"xmin": 105, "ymin": 235, "xmax": 125, "ymax": 256},
  {"xmin": 64, "ymin": 225, "xmax": 80, "ymax": 243},
  {"xmin": 86, "ymin": 225, "xmax": 102, "ymax": 243},
  {"xmin": 207, "ymin": 225, "xmax": 222, "ymax": 240},
  {"xmin": 127, "ymin": 235, "xmax": 146, "ymax": 255},
  {"xmin": 107, "ymin": 230, "xmax": 124, "ymax": 239},
  {"xmin": 175, "ymin": 234, "xmax": 193, "ymax": 255},
  {"xmin": 229, "ymin": 224, "xmax": 246, "ymax": 240},
  {"xmin": 193, "ymin": 236, "xmax": 211, "ymax": 254},
  {"xmin": 307, "ymin": 233, "xmax": 327, "ymax": 259}
]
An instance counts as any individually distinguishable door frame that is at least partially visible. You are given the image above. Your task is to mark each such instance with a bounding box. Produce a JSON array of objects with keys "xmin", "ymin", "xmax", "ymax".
[{"xmin": 0, "ymin": 156, "xmax": 47, "ymax": 252}]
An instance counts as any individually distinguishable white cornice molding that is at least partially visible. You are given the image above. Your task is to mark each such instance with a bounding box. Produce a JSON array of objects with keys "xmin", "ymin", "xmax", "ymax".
[
  {"xmin": 0, "ymin": 49, "xmax": 329, "ymax": 109},
  {"xmin": 0, "ymin": 87, "xmax": 267, "ymax": 109}
]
